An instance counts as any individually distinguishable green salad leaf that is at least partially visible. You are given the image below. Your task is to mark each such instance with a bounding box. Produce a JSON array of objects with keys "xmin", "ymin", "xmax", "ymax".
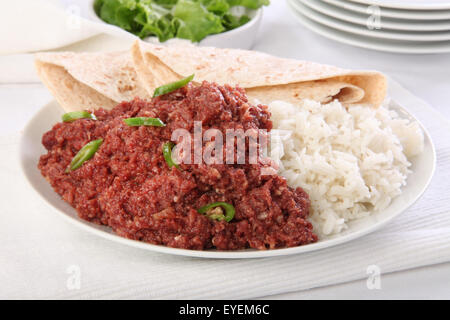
[
  {"xmin": 201, "ymin": 0, "xmax": 230, "ymax": 16},
  {"xmin": 222, "ymin": 13, "xmax": 250, "ymax": 30},
  {"xmin": 135, "ymin": 1, "xmax": 174, "ymax": 41},
  {"xmin": 93, "ymin": 0, "xmax": 269, "ymax": 42},
  {"xmin": 173, "ymin": 0, "xmax": 224, "ymax": 42}
]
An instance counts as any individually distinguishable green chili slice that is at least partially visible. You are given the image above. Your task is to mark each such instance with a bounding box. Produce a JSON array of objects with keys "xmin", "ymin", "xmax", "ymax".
[
  {"xmin": 67, "ymin": 139, "xmax": 103, "ymax": 172},
  {"xmin": 62, "ymin": 111, "xmax": 96, "ymax": 122},
  {"xmin": 163, "ymin": 142, "xmax": 179, "ymax": 169},
  {"xmin": 198, "ymin": 202, "xmax": 235, "ymax": 222},
  {"xmin": 123, "ymin": 117, "xmax": 165, "ymax": 127},
  {"xmin": 153, "ymin": 74, "xmax": 195, "ymax": 97}
]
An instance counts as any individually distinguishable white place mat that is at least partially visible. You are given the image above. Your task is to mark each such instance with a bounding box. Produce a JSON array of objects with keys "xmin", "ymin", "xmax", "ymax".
[{"xmin": 1, "ymin": 78, "xmax": 450, "ymax": 299}]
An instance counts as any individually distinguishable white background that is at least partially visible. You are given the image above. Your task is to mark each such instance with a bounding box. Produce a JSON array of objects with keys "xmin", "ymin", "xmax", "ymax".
[{"xmin": 1, "ymin": 0, "xmax": 450, "ymax": 299}]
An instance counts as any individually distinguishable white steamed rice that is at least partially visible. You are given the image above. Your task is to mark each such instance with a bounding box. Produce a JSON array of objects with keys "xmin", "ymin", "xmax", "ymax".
[{"xmin": 267, "ymin": 99, "xmax": 424, "ymax": 238}]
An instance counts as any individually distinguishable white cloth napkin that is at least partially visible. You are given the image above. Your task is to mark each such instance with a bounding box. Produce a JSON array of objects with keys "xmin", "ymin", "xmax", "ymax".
[
  {"xmin": 0, "ymin": 0, "xmax": 135, "ymax": 55},
  {"xmin": 0, "ymin": 0, "xmax": 138, "ymax": 83},
  {"xmin": 1, "ymin": 78, "xmax": 450, "ymax": 299}
]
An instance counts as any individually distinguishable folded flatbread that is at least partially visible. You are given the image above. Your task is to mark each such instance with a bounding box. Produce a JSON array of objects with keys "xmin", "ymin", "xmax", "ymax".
[
  {"xmin": 131, "ymin": 41, "xmax": 386, "ymax": 107},
  {"xmin": 35, "ymin": 51, "xmax": 151, "ymax": 112},
  {"xmin": 35, "ymin": 42, "xmax": 387, "ymax": 113}
]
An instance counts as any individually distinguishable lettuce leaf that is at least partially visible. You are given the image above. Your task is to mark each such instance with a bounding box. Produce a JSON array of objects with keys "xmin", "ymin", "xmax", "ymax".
[
  {"xmin": 222, "ymin": 13, "xmax": 250, "ymax": 30},
  {"xmin": 135, "ymin": 1, "xmax": 175, "ymax": 41},
  {"xmin": 173, "ymin": 0, "xmax": 224, "ymax": 42},
  {"xmin": 93, "ymin": 0, "xmax": 269, "ymax": 42},
  {"xmin": 201, "ymin": 0, "xmax": 230, "ymax": 16}
]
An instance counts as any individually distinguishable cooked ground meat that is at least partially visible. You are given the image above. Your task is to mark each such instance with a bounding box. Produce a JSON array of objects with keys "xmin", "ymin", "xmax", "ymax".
[{"xmin": 39, "ymin": 82, "xmax": 318, "ymax": 250}]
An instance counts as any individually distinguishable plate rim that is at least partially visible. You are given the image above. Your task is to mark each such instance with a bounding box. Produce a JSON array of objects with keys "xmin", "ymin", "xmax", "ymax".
[
  {"xmin": 297, "ymin": 0, "xmax": 450, "ymax": 31},
  {"xmin": 288, "ymin": 0, "xmax": 450, "ymax": 54},
  {"xmin": 323, "ymin": 0, "xmax": 450, "ymax": 20},
  {"xmin": 292, "ymin": 0, "xmax": 450, "ymax": 41},
  {"xmin": 20, "ymin": 99, "xmax": 436, "ymax": 259},
  {"xmin": 348, "ymin": 0, "xmax": 450, "ymax": 10}
]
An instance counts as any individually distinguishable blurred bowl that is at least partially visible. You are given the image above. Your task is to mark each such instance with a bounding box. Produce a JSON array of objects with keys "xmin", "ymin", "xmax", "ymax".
[{"xmin": 86, "ymin": 0, "xmax": 263, "ymax": 49}]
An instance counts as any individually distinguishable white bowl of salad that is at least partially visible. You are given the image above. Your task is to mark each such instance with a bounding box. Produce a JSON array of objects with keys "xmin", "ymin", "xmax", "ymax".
[{"xmin": 88, "ymin": 0, "xmax": 268, "ymax": 49}]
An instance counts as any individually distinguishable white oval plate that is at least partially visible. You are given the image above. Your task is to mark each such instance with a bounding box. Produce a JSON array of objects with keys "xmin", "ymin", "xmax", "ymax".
[
  {"xmin": 324, "ymin": 0, "xmax": 450, "ymax": 20},
  {"xmin": 288, "ymin": 0, "xmax": 450, "ymax": 54},
  {"xmin": 292, "ymin": 0, "xmax": 450, "ymax": 41},
  {"xmin": 20, "ymin": 100, "xmax": 435, "ymax": 259},
  {"xmin": 298, "ymin": 0, "xmax": 450, "ymax": 31},
  {"xmin": 349, "ymin": 0, "xmax": 450, "ymax": 10}
]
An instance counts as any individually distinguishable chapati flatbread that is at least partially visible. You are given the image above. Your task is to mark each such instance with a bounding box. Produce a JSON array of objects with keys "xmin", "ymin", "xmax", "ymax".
[
  {"xmin": 35, "ymin": 51, "xmax": 151, "ymax": 112},
  {"xmin": 131, "ymin": 40, "xmax": 386, "ymax": 107},
  {"xmin": 35, "ymin": 42, "xmax": 387, "ymax": 112}
]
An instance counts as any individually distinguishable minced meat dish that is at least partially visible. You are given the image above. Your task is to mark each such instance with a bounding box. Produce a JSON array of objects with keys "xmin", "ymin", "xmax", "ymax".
[{"xmin": 38, "ymin": 81, "xmax": 318, "ymax": 250}]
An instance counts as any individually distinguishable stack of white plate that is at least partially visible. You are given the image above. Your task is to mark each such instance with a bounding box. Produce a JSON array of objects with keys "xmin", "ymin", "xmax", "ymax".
[{"xmin": 287, "ymin": 0, "xmax": 450, "ymax": 53}]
